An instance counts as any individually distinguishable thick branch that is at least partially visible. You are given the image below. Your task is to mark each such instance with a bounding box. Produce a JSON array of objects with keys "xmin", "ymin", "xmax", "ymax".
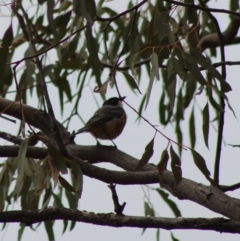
[
  {"xmin": 1, "ymin": 97, "xmax": 240, "ymax": 221},
  {"xmin": 1, "ymin": 144, "xmax": 240, "ymax": 221},
  {"xmin": 1, "ymin": 207, "xmax": 240, "ymax": 233}
]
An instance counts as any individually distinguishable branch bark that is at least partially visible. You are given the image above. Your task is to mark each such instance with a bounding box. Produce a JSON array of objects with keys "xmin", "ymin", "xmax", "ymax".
[
  {"xmin": 1, "ymin": 207, "xmax": 240, "ymax": 233},
  {"xmin": 1, "ymin": 97, "xmax": 240, "ymax": 222}
]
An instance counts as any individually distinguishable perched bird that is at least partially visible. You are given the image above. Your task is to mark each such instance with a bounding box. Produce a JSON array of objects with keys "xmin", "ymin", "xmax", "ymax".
[{"xmin": 73, "ymin": 96, "xmax": 126, "ymax": 141}]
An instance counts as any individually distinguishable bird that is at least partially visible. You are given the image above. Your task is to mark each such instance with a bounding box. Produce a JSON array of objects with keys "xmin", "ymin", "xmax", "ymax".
[{"xmin": 72, "ymin": 96, "xmax": 127, "ymax": 142}]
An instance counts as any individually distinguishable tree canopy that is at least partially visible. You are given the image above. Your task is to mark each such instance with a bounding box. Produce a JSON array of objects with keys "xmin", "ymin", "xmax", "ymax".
[{"xmin": 0, "ymin": 0, "xmax": 240, "ymax": 240}]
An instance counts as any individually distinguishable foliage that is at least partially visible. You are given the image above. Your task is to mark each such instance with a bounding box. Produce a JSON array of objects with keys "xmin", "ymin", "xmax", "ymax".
[{"xmin": 0, "ymin": 0, "xmax": 240, "ymax": 240}]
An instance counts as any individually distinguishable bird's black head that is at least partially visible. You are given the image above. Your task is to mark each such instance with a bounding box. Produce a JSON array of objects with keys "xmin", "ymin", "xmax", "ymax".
[{"xmin": 103, "ymin": 96, "xmax": 126, "ymax": 107}]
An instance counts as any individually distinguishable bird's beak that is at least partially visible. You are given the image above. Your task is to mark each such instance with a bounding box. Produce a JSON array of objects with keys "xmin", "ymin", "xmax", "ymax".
[{"xmin": 119, "ymin": 96, "xmax": 126, "ymax": 101}]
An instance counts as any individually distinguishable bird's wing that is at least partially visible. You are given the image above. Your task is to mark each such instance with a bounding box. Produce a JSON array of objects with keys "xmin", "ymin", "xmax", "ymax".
[{"xmin": 76, "ymin": 106, "xmax": 125, "ymax": 133}]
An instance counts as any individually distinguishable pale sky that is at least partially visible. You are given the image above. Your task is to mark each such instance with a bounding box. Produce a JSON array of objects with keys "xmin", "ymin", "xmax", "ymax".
[{"xmin": 0, "ymin": 1, "xmax": 240, "ymax": 241}]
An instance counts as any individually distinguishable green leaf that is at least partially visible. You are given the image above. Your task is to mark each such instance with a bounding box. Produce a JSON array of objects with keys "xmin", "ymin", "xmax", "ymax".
[
  {"xmin": 151, "ymin": 53, "xmax": 160, "ymax": 80},
  {"xmin": 52, "ymin": 192, "xmax": 64, "ymax": 208},
  {"xmin": 167, "ymin": 75, "xmax": 176, "ymax": 110},
  {"xmin": 135, "ymin": 136, "xmax": 155, "ymax": 170},
  {"xmin": 144, "ymin": 201, "xmax": 155, "ymax": 216},
  {"xmin": 155, "ymin": 188, "xmax": 181, "ymax": 217},
  {"xmin": 191, "ymin": 149, "xmax": 211, "ymax": 181},
  {"xmin": 62, "ymin": 219, "xmax": 68, "ymax": 235},
  {"xmin": 73, "ymin": 0, "xmax": 96, "ymax": 24},
  {"xmin": 157, "ymin": 149, "xmax": 169, "ymax": 187},
  {"xmin": 59, "ymin": 175, "xmax": 75, "ymax": 193},
  {"xmin": 120, "ymin": 71, "xmax": 141, "ymax": 94},
  {"xmin": 44, "ymin": 221, "xmax": 55, "ymax": 241},
  {"xmin": 85, "ymin": 24, "xmax": 102, "ymax": 72},
  {"xmin": 182, "ymin": 53, "xmax": 206, "ymax": 85},
  {"xmin": 18, "ymin": 223, "xmax": 25, "ymax": 241},
  {"xmin": 190, "ymin": 48, "xmax": 223, "ymax": 82},
  {"xmin": 184, "ymin": 74, "xmax": 196, "ymax": 109},
  {"xmin": 156, "ymin": 228, "xmax": 160, "ymax": 241},
  {"xmin": 41, "ymin": 186, "xmax": 52, "ymax": 211},
  {"xmin": 145, "ymin": 70, "xmax": 155, "ymax": 109},
  {"xmin": 47, "ymin": 143, "xmax": 68, "ymax": 175},
  {"xmin": 170, "ymin": 146, "xmax": 182, "ymax": 184},
  {"xmin": 171, "ymin": 57, "xmax": 187, "ymax": 81},
  {"xmin": 189, "ymin": 107, "xmax": 196, "ymax": 149},
  {"xmin": 129, "ymin": 54, "xmax": 138, "ymax": 76},
  {"xmin": 230, "ymin": 0, "xmax": 239, "ymax": 11},
  {"xmin": 170, "ymin": 231, "xmax": 180, "ymax": 241},
  {"xmin": 24, "ymin": 46, "xmax": 35, "ymax": 85},
  {"xmin": 14, "ymin": 138, "xmax": 30, "ymax": 198},
  {"xmin": 202, "ymin": 102, "xmax": 209, "ymax": 148},
  {"xmin": 69, "ymin": 161, "xmax": 83, "ymax": 200},
  {"xmin": 155, "ymin": 10, "xmax": 170, "ymax": 42},
  {"xmin": 0, "ymin": 24, "xmax": 13, "ymax": 93},
  {"xmin": 47, "ymin": 0, "xmax": 58, "ymax": 40}
]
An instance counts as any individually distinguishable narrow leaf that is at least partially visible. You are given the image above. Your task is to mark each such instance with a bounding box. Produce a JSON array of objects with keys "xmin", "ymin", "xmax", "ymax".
[
  {"xmin": 191, "ymin": 150, "xmax": 212, "ymax": 182},
  {"xmin": 44, "ymin": 221, "xmax": 55, "ymax": 241},
  {"xmin": 170, "ymin": 146, "xmax": 182, "ymax": 184},
  {"xmin": 120, "ymin": 71, "xmax": 141, "ymax": 94},
  {"xmin": 202, "ymin": 102, "xmax": 209, "ymax": 148},
  {"xmin": 59, "ymin": 175, "xmax": 75, "ymax": 193},
  {"xmin": 189, "ymin": 108, "xmax": 196, "ymax": 149},
  {"xmin": 129, "ymin": 54, "xmax": 138, "ymax": 76},
  {"xmin": 171, "ymin": 231, "xmax": 180, "ymax": 241},
  {"xmin": 47, "ymin": 143, "xmax": 68, "ymax": 174},
  {"xmin": 144, "ymin": 201, "xmax": 155, "ymax": 216},
  {"xmin": 157, "ymin": 149, "xmax": 169, "ymax": 187},
  {"xmin": 145, "ymin": 70, "xmax": 155, "ymax": 109},
  {"xmin": 155, "ymin": 188, "xmax": 181, "ymax": 217},
  {"xmin": 151, "ymin": 53, "xmax": 160, "ymax": 80},
  {"xmin": 135, "ymin": 137, "xmax": 155, "ymax": 170}
]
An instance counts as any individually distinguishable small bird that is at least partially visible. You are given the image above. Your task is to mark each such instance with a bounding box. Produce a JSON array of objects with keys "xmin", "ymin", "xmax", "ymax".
[{"xmin": 73, "ymin": 96, "xmax": 127, "ymax": 141}]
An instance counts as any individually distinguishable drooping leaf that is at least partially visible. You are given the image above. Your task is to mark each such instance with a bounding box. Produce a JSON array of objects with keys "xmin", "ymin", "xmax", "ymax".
[
  {"xmin": 155, "ymin": 188, "xmax": 181, "ymax": 217},
  {"xmin": 157, "ymin": 149, "xmax": 169, "ymax": 187},
  {"xmin": 93, "ymin": 79, "xmax": 109, "ymax": 94},
  {"xmin": 47, "ymin": 143, "xmax": 68, "ymax": 175},
  {"xmin": 202, "ymin": 102, "xmax": 209, "ymax": 148},
  {"xmin": 135, "ymin": 136, "xmax": 155, "ymax": 170},
  {"xmin": 129, "ymin": 54, "xmax": 138, "ymax": 76},
  {"xmin": 44, "ymin": 221, "xmax": 55, "ymax": 241},
  {"xmin": 170, "ymin": 146, "xmax": 182, "ymax": 184},
  {"xmin": 18, "ymin": 223, "xmax": 25, "ymax": 241},
  {"xmin": 120, "ymin": 71, "xmax": 141, "ymax": 94},
  {"xmin": 189, "ymin": 107, "xmax": 196, "ymax": 149},
  {"xmin": 170, "ymin": 231, "xmax": 180, "ymax": 241},
  {"xmin": 0, "ymin": 24, "xmax": 13, "ymax": 93},
  {"xmin": 69, "ymin": 161, "xmax": 83, "ymax": 200},
  {"xmin": 191, "ymin": 149, "xmax": 213, "ymax": 183},
  {"xmin": 145, "ymin": 70, "xmax": 155, "ymax": 109},
  {"xmin": 14, "ymin": 138, "xmax": 29, "ymax": 198},
  {"xmin": 144, "ymin": 201, "xmax": 155, "ymax": 216},
  {"xmin": 59, "ymin": 175, "xmax": 75, "ymax": 193},
  {"xmin": 73, "ymin": 0, "xmax": 96, "ymax": 24},
  {"xmin": 155, "ymin": 10, "xmax": 170, "ymax": 42},
  {"xmin": 151, "ymin": 53, "xmax": 160, "ymax": 80}
]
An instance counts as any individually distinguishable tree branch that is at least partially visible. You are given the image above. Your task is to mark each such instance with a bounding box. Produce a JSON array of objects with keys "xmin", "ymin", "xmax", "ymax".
[
  {"xmin": 0, "ymin": 207, "xmax": 240, "ymax": 233},
  {"xmin": 0, "ymin": 144, "xmax": 240, "ymax": 221},
  {"xmin": 1, "ymin": 97, "xmax": 240, "ymax": 221}
]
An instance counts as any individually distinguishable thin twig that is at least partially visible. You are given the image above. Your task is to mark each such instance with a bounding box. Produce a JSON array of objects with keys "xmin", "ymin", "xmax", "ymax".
[
  {"xmin": 220, "ymin": 182, "xmax": 240, "ymax": 192},
  {"xmin": 108, "ymin": 183, "xmax": 126, "ymax": 215}
]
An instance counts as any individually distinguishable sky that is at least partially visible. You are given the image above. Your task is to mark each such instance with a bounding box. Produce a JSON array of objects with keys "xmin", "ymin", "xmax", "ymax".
[{"xmin": 0, "ymin": 0, "xmax": 240, "ymax": 241}]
